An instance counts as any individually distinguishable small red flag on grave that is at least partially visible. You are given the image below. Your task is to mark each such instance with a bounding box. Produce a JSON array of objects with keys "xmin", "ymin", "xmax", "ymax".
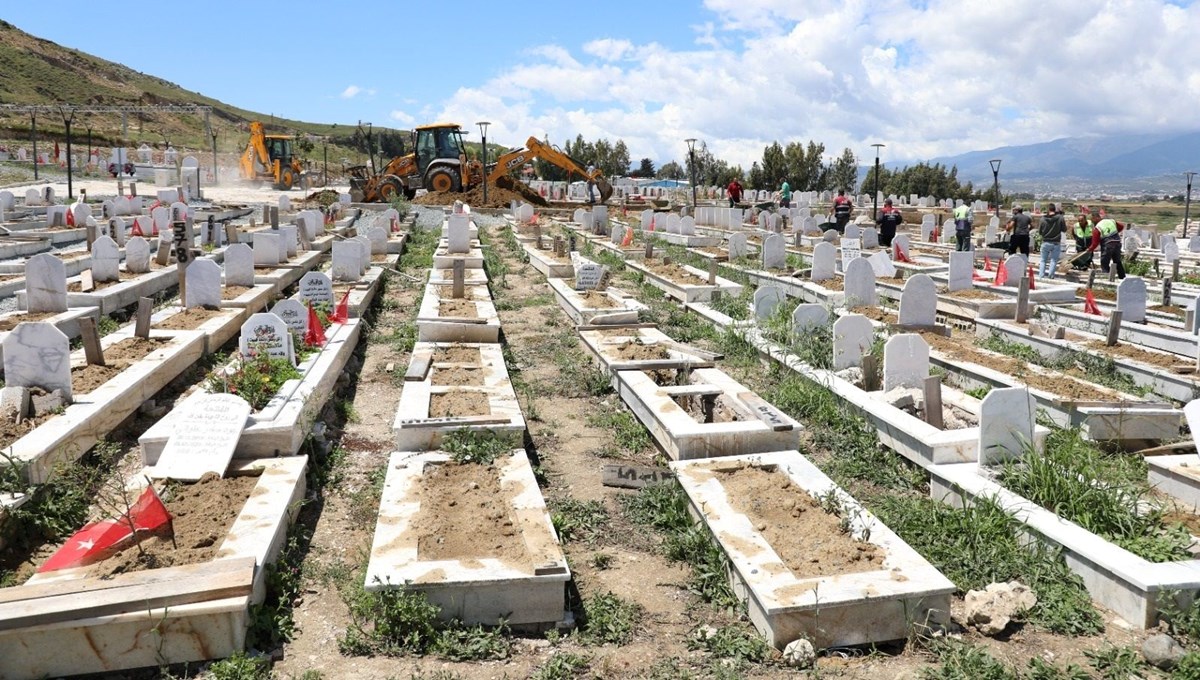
[
  {"xmin": 1027, "ymin": 266, "xmax": 1036, "ymax": 290},
  {"xmin": 66, "ymin": 208, "xmax": 74, "ymax": 227},
  {"xmin": 893, "ymin": 243, "xmax": 912, "ymax": 263},
  {"xmin": 529, "ymin": 212, "xmax": 539, "ymax": 225},
  {"xmin": 984, "ymin": 257, "xmax": 994, "ymax": 272},
  {"xmin": 304, "ymin": 304, "xmax": 327, "ymax": 347},
  {"xmin": 130, "ymin": 220, "xmax": 143, "ymax": 237},
  {"xmin": 1083, "ymin": 290, "xmax": 1102, "ymax": 315},
  {"xmin": 330, "ymin": 289, "xmax": 350, "ymax": 324},
  {"xmin": 648, "ymin": 217, "xmax": 655, "ymax": 232},
  {"xmin": 973, "ymin": 268, "xmax": 987, "ymax": 281},
  {"xmin": 38, "ymin": 486, "xmax": 172, "ymax": 572},
  {"xmin": 621, "ymin": 227, "xmax": 634, "ymax": 247},
  {"xmin": 993, "ymin": 262, "xmax": 1008, "ymax": 286}
]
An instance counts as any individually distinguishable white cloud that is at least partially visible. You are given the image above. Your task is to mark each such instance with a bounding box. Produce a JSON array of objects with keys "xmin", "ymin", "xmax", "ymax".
[
  {"xmin": 341, "ymin": 85, "xmax": 362, "ymax": 99},
  {"xmin": 389, "ymin": 110, "xmax": 416, "ymax": 126},
  {"xmin": 421, "ymin": 0, "xmax": 1200, "ymax": 173}
]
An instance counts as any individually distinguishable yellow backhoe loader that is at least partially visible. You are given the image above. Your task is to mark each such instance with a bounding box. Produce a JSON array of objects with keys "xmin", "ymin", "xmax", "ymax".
[{"xmin": 239, "ymin": 122, "xmax": 305, "ymax": 190}]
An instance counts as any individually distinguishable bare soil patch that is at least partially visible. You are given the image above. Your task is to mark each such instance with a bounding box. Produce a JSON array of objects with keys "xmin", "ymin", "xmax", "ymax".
[
  {"xmin": 438, "ymin": 299, "xmax": 478, "ymax": 318},
  {"xmin": 432, "ymin": 366, "xmax": 484, "ymax": 387},
  {"xmin": 67, "ymin": 270, "xmax": 142, "ymax": 292},
  {"xmin": 614, "ymin": 340, "xmax": 669, "ymax": 361},
  {"xmin": 86, "ymin": 473, "xmax": 258, "ymax": 577},
  {"xmin": 0, "ymin": 310, "xmax": 60, "ymax": 332},
  {"xmin": 642, "ymin": 259, "xmax": 705, "ymax": 284},
  {"xmin": 717, "ymin": 463, "xmax": 883, "ymax": 580},
  {"xmin": 221, "ymin": 284, "xmax": 250, "ymax": 300},
  {"xmin": 72, "ymin": 337, "xmax": 167, "ymax": 394},
  {"xmin": 812, "ymin": 277, "xmax": 844, "ymax": 291},
  {"xmin": 155, "ymin": 307, "xmax": 226, "ymax": 330},
  {"xmin": 1085, "ymin": 339, "xmax": 1190, "ymax": 370},
  {"xmin": 428, "ymin": 391, "xmax": 489, "ymax": 417},
  {"xmin": 941, "ymin": 287, "xmax": 1001, "ymax": 300},
  {"xmin": 434, "ymin": 346, "xmax": 481, "ymax": 364},
  {"xmin": 1079, "ymin": 287, "xmax": 1116, "ymax": 301},
  {"xmin": 578, "ymin": 290, "xmax": 617, "ymax": 309},
  {"xmin": 412, "ymin": 462, "xmax": 529, "ymax": 569},
  {"xmin": 852, "ymin": 305, "xmax": 897, "ymax": 324}
]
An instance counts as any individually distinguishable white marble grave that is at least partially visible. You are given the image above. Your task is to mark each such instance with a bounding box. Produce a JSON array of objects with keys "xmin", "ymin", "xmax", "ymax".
[
  {"xmin": 883, "ymin": 334, "xmax": 929, "ymax": 393},
  {"xmin": 184, "ymin": 259, "xmax": 222, "ymax": 309},
  {"xmin": 25, "ymin": 254, "xmax": 68, "ymax": 313},
  {"xmin": 833, "ymin": 314, "xmax": 873, "ymax": 371},
  {"xmin": 3, "ymin": 322, "xmax": 72, "ymax": 400},
  {"xmin": 978, "ymin": 387, "xmax": 1037, "ymax": 466}
]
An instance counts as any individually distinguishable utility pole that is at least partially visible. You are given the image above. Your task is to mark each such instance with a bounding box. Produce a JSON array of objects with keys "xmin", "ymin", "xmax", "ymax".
[
  {"xmin": 1185, "ymin": 171, "xmax": 1196, "ymax": 238},
  {"xmin": 871, "ymin": 143, "xmax": 885, "ymax": 220}
]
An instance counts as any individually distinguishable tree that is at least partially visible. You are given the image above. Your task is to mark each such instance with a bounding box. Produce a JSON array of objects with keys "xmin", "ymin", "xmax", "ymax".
[
  {"xmin": 760, "ymin": 142, "xmax": 787, "ymax": 189},
  {"xmin": 828, "ymin": 148, "xmax": 858, "ymax": 194},
  {"xmin": 657, "ymin": 161, "xmax": 684, "ymax": 180},
  {"xmin": 634, "ymin": 157, "xmax": 655, "ymax": 178}
]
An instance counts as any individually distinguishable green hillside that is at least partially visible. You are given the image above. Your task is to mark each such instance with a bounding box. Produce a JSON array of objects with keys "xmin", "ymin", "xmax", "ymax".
[{"xmin": 0, "ymin": 20, "xmax": 387, "ymax": 160}]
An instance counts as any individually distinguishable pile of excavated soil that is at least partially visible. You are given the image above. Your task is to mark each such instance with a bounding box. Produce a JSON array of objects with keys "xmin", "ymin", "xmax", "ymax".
[
  {"xmin": 614, "ymin": 340, "xmax": 669, "ymax": 362},
  {"xmin": 414, "ymin": 183, "xmax": 545, "ymax": 209}
]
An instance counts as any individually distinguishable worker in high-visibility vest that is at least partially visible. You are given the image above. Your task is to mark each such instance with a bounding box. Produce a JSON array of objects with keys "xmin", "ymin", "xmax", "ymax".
[
  {"xmin": 1071, "ymin": 213, "xmax": 1094, "ymax": 270},
  {"xmin": 953, "ymin": 203, "xmax": 973, "ymax": 252},
  {"xmin": 1085, "ymin": 211, "xmax": 1127, "ymax": 279}
]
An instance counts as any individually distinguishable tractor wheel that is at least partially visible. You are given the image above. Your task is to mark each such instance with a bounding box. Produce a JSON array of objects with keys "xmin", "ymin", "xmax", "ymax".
[
  {"xmin": 276, "ymin": 166, "xmax": 295, "ymax": 191},
  {"xmin": 378, "ymin": 177, "xmax": 402, "ymax": 203},
  {"xmin": 428, "ymin": 169, "xmax": 460, "ymax": 193}
]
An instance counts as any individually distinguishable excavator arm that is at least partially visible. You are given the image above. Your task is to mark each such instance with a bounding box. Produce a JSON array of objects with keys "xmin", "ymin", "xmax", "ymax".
[
  {"xmin": 239, "ymin": 121, "xmax": 274, "ymax": 179},
  {"xmin": 488, "ymin": 137, "xmax": 613, "ymax": 203}
]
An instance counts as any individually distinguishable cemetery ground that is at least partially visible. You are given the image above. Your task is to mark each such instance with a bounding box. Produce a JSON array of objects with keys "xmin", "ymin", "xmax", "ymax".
[{"xmin": 0, "ymin": 202, "xmax": 1191, "ymax": 680}]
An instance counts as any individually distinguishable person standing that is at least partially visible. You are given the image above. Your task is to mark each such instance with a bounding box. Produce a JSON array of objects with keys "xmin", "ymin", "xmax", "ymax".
[
  {"xmin": 876, "ymin": 198, "xmax": 903, "ymax": 248},
  {"xmin": 727, "ymin": 178, "xmax": 743, "ymax": 208},
  {"xmin": 586, "ymin": 163, "xmax": 597, "ymax": 205},
  {"xmin": 953, "ymin": 202, "xmax": 973, "ymax": 251},
  {"xmin": 1005, "ymin": 204, "xmax": 1033, "ymax": 256},
  {"xmin": 1037, "ymin": 203, "xmax": 1065, "ymax": 278},
  {"xmin": 1085, "ymin": 212, "xmax": 1127, "ymax": 279},
  {"xmin": 1071, "ymin": 212, "xmax": 1094, "ymax": 270},
  {"xmin": 779, "ymin": 180, "xmax": 792, "ymax": 208},
  {"xmin": 832, "ymin": 189, "xmax": 853, "ymax": 232}
]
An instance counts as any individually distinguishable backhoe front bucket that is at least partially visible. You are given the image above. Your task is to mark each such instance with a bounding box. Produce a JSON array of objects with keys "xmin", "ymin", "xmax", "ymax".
[
  {"xmin": 596, "ymin": 177, "xmax": 614, "ymax": 203},
  {"xmin": 494, "ymin": 176, "xmax": 549, "ymax": 207}
]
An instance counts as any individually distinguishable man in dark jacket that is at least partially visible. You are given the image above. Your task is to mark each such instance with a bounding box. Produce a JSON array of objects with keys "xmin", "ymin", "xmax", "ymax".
[
  {"xmin": 1037, "ymin": 204, "xmax": 1065, "ymax": 278},
  {"xmin": 1005, "ymin": 204, "xmax": 1033, "ymax": 256},
  {"xmin": 876, "ymin": 198, "xmax": 903, "ymax": 248}
]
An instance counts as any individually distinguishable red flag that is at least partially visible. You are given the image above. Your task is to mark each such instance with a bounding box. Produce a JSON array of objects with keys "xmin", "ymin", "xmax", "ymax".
[
  {"xmin": 1027, "ymin": 266, "xmax": 1036, "ymax": 290},
  {"xmin": 1083, "ymin": 290, "xmax": 1102, "ymax": 315},
  {"xmin": 993, "ymin": 262, "xmax": 1009, "ymax": 286},
  {"xmin": 39, "ymin": 486, "xmax": 172, "ymax": 572},
  {"xmin": 529, "ymin": 212, "xmax": 539, "ymax": 225},
  {"xmin": 330, "ymin": 289, "xmax": 350, "ymax": 324},
  {"xmin": 621, "ymin": 227, "xmax": 634, "ymax": 247},
  {"xmin": 304, "ymin": 304, "xmax": 327, "ymax": 347},
  {"xmin": 973, "ymin": 269, "xmax": 987, "ymax": 281},
  {"xmin": 648, "ymin": 217, "xmax": 655, "ymax": 232},
  {"xmin": 130, "ymin": 219, "xmax": 144, "ymax": 237},
  {"xmin": 66, "ymin": 208, "xmax": 75, "ymax": 227},
  {"xmin": 984, "ymin": 256, "xmax": 994, "ymax": 271},
  {"xmin": 893, "ymin": 243, "xmax": 912, "ymax": 263},
  {"xmin": 53, "ymin": 141, "xmax": 60, "ymax": 161}
]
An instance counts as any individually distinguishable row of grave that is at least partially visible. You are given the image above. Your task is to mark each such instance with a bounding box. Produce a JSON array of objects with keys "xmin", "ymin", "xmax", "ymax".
[
  {"xmin": 539, "ymin": 207, "xmax": 1200, "ymax": 631},
  {"xmin": 0, "ymin": 210, "xmax": 406, "ymax": 679},
  {"xmin": 501, "ymin": 209, "xmax": 964, "ymax": 649},
  {"xmin": 368, "ymin": 204, "xmax": 572, "ymax": 630}
]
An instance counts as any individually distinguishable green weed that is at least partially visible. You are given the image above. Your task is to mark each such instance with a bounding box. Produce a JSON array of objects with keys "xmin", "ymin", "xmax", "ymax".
[
  {"xmin": 441, "ymin": 429, "xmax": 510, "ymax": 465},
  {"xmin": 1084, "ymin": 645, "xmax": 1144, "ymax": 680},
  {"xmin": 532, "ymin": 652, "xmax": 592, "ymax": 680},
  {"xmin": 688, "ymin": 625, "xmax": 770, "ymax": 663},
  {"xmin": 550, "ymin": 498, "xmax": 609, "ymax": 544},
  {"xmin": 579, "ymin": 591, "xmax": 642, "ymax": 645},
  {"xmin": 586, "ymin": 408, "xmax": 649, "ymax": 455},
  {"xmin": 207, "ymin": 652, "xmax": 271, "ymax": 680}
]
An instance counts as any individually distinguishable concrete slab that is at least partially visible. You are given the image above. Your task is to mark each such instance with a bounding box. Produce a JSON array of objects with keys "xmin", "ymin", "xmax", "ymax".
[
  {"xmin": 547, "ymin": 278, "xmax": 646, "ymax": 326},
  {"xmin": 626, "ymin": 259, "xmax": 743, "ymax": 303},
  {"xmin": 673, "ymin": 452, "xmax": 955, "ymax": 649},
  {"xmin": 416, "ymin": 283, "xmax": 500, "ymax": 344}
]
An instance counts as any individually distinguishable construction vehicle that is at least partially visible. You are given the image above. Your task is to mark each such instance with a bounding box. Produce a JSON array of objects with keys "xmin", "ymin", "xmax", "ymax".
[
  {"xmin": 347, "ymin": 123, "xmax": 612, "ymax": 205},
  {"xmin": 239, "ymin": 121, "xmax": 305, "ymax": 190}
]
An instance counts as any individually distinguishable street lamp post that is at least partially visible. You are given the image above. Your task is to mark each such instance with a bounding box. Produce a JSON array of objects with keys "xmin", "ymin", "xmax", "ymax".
[
  {"xmin": 476, "ymin": 121, "xmax": 491, "ymax": 205},
  {"xmin": 685, "ymin": 138, "xmax": 698, "ymax": 210},
  {"xmin": 871, "ymin": 143, "xmax": 885, "ymax": 220},
  {"xmin": 1185, "ymin": 171, "xmax": 1197, "ymax": 239},
  {"xmin": 990, "ymin": 159, "xmax": 1002, "ymax": 216}
]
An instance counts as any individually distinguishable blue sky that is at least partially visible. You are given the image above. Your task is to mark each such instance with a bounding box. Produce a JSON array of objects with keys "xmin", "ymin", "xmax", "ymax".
[{"xmin": 6, "ymin": 1, "xmax": 1200, "ymax": 170}]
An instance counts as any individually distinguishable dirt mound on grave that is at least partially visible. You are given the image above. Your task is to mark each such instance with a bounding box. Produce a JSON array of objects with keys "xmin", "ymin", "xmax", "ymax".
[
  {"xmin": 614, "ymin": 340, "xmax": 669, "ymax": 362},
  {"xmin": 87, "ymin": 473, "xmax": 259, "ymax": 577},
  {"xmin": 155, "ymin": 307, "xmax": 227, "ymax": 331},
  {"xmin": 428, "ymin": 391, "xmax": 489, "ymax": 417},
  {"xmin": 413, "ymin": 461, "xmax": 530, "ymax": 569},
  {"xmin": 433, "ymin": 346, "xmax": 481, "ymax": 364},
  {"xmin": 301, "ymin": 189, "xmax": 340, "ymax": 208},
  {"xmin": 716, "ymin": 463, "xmax": 883, "ymax": 580}
]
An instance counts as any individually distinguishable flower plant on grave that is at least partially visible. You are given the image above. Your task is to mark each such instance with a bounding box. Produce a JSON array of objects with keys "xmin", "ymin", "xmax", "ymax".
[{"xmin": 206, "ymin": 352, "xmax": 301, "ymax": 411}]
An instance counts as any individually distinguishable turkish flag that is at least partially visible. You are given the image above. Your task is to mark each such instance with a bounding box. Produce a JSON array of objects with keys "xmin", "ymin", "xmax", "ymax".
[
  {"xmin": 39, "ymin": 486, "xmax": 172, "ymax": 572},
  {"xmin": 893, "ymin": 243, "xmax": 912, "ymax": 263},
  {"xmin": 53, "ymin": 141, "xmax": 60, "ymax": 161},
  {"xmin": 984, "ymin": 257, "xmax": 994, "ymax": 272},
  {"xmin": 304, "ymin": 304, "xmax": 327, "ymax": 347},
  {"xmin": 621, "ymin": 227, "xmax": 634, "ymax": 247},
  {"xmin": 1084, "ymin": 290, "xmax": 1103, "ymax": 315},
  {"xmin": 329, "ymin": 289, "xmax": 350, "ymax": 324},
  {"xmin": 993, "ymin": 262, "xmax": 1009, "ymax": 286},
  {"xmin": 1027, "ymin": 266, "xmax": 1036, "ymax": 290}
]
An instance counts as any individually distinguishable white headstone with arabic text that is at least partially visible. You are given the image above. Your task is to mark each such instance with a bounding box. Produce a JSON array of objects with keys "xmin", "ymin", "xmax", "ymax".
[{"xmin": 154, "ymin": 394, "xmax": 252, "ymax": 480}]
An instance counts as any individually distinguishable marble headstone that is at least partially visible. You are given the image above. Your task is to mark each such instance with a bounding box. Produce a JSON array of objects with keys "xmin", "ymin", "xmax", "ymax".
[
  {"xmin": 867, "ymin": 251, "xmax": 898, "ymax": 278},
  {"xmin": 91, "ymin": 236, "xmax": 120, "ymax": 282},
  {"xmin": 753, "ymin": 286, "xmax": 785, "ymax": 320},
  {"xmin": 125, "ymin": 236, "xmax": 151, "ymax": 274},
  {"xmin": 238, "ymin": 312, "xmax": 294, "ymax": 362},
  {"xmin": 811, "ymin": 242, "xmax": 836, "ymax": 282},
  {"xmin": 791, "ymin": 303, "xmax": 830, "ymax": 333},
  {"xmin": 727, "ymin": 232, "xmax": 748, "ymax": 259},
  {"xmin": 298, "ymin": 271, "xmax": 335, "ymax": 306},
  {"xmin": 224, "ymin": 244, "xmax": 256, "ymax": 287},
  {"xmin": 184, "ymin": 259, "xmax": 222, "ymax": 309},
  {"xmin": 331, "ymin": 241, "xmax": 360, "ymax": 282},
  {"xmin": 832, "ymin": 314, "xmax": 873, "ymax": 371},
  {"xmin": 4, "ymin": 322, "xmax": 72, "ymax": 400},
  {"xmin": 947, "ymin": 251, "xmax": 974, "ymax": 292},
  {"xmin": 154, "ymin": 393, "xmax": 252, "ymax": 481},
  {"xmin": 978, "ymin": 387, "xmax": 1037, "ymax": 466},
  {"xmin": 24, "ymin": 253, "xmax": 67, "ymax": 314},
  {"xmin": 271, "ymin": 298, "xmax": 309, "ymax": 336},
  {"xmin": 254, "ymin": 233, "xmax": 282, "ymax": 266},
  {"xmin": 883, "ymin": 333, "xmax": 929, "ymax": 393},
  {"xmin": 898, "ymin": 274, "xmax": 937, "ymax": 327},
  {"xmin": 1115, "ymin": 276, "xmax": 1147, "ymax": 324},
  {"xmin": 761, "ymin": 233, "xmax": 786, "ymax": 270},
  {"xmin": 843, "ymin": 257, "xmax": 877, "ymax": 308}
]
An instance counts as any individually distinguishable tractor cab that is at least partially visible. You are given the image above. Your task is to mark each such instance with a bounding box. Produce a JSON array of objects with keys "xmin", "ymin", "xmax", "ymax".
[
  {"xmin": 264, "ymin": 136, "xmax": 295, "ymax": 164},
  {"xmin": 413, "ymin": 124, "xmax": 467, "ymax": 174}
]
